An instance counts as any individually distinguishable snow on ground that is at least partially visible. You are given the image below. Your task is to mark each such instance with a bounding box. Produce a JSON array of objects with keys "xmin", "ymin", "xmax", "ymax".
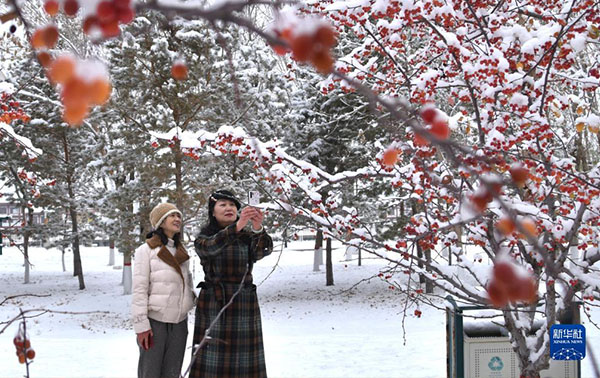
[{"xmin": 0, "ymin": 241, "xmax": 598, "ymax": 377}]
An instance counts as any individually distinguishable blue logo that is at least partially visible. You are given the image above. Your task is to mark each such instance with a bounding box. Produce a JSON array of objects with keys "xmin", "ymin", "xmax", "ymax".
[
  {"xmin": 488, "ymin": 356, "xmax": 504, "ymax": 371},
  {"xmin": 550, "ymin": 324, "xmax": 586, "ymax": 360}
]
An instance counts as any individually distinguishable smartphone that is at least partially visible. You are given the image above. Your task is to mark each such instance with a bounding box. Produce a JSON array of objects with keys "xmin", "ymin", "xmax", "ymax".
[
  {"xmin": 248, "ymin": 190, "xmax": 260, "ymax": 206},
  {"xmin": 147, "ymin": 333, "xmax": 154, "ymax": 350}
]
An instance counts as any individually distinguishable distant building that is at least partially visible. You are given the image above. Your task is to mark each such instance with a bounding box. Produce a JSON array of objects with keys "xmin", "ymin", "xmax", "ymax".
[{"xmin": 0, "ymin": 201, "xmax": 47, "ymax": 228}]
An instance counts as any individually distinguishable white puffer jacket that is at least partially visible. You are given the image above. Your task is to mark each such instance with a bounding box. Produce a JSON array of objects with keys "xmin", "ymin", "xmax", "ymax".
[{"xmin": 131, "ymin": 235, "xmax": 195, "ymax": 333}]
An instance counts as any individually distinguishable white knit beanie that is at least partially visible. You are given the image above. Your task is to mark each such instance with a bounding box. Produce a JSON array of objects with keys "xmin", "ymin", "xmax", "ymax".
[{"xmin": 149, "ymin": 203, "xmax": 181, "ymax": 230}]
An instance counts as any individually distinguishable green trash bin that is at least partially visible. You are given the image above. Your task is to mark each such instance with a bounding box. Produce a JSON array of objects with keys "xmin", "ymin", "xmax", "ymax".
[{"xmin": 446, "ymin": 296, "xmax": 580, "ymax": 378}]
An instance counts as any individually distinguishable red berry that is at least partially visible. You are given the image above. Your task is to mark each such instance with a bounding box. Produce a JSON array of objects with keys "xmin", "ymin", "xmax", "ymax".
[
  {"xmin": 311, "ymin": 48, "xmax": 334, "ymax": 73},
  {"xmin": 114, "ymin": 0, "xmax": 131, "ymax": 8},
  {"xmin": 100, "ymin": 19, "xmax": 121, "ymax": 38},
  {"xmin": 495, "ymin": 217, "xmax": 516, "ymax": 236},
  {"xmin": 487, "ymin": 280, "xmax": 508, "ymax": 308},
  {"xmin": 272, "ymin": 44, "xmax": 289, "ymax": 56},
  {"xmin": 43, "ymin": 25, "xmax": 59, "ymax": 48},
  {"xmin": 63, "ymin": 0, "xmax": 79, "ymax": 16},
  {"xmin": 291, "ymin": 34, "xmax": 313, "ymax": 62},
  {"xmin": 493, "ymin": 261, "xmax": 518, "ymax": 285},
  {"xmin": 314, "ymin": 25, "xmax": 336, "ymax": 47},
  {"xmin": 26, "ymin": 348, "xmax": 35, "ymax": 360},
  {"xmin": 509, "ymin": 163, "xmax": 529, "ymax": 187},
  {"xmin": 83, "ymin": 16, "xmax": 100, "ymax": 35},
  {"xmin": 97, "ymin": 1, "xmax": 117, "ymax": 22},
  {"xmin": 382, "ymin": 148, "xmax": 400, "ymax": 166},
  {"xmin": 429, "ymin": 118, "xmax": 450, "ymax": 140},
  {"xmin": 117, "ymin": 7, "xmax": 135, "ymax": 24},
  {"xmin": 44, "ymin": 0, "xmax": 60, "ymax": 16},
  {"xmin": 171, "ymin": 62, "xmax": 188, "ymax": 80},
  {"xmin": 413, "ymin": 132, "xmax": 429, "ymax": 147},
  {"xmin": 420, "ymin": 107, "xmax": 438, "ymax": 124}
]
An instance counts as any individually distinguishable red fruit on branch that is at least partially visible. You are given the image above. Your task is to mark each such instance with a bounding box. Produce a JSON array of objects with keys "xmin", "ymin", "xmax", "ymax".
[
  {"xmin": 44, "ymin": 0, "xmax": 59, "ymax": 16},
  {"xmin": 314, "ymin": 25, "xmax": 336, "ymax": 47},
  {"xmin": 519, "ymin": 217, "xmax": 538, "ymax": 238},
  {"xmin": 495, "ymin": 217, "xmax": 516, "ymax": 236},
  {"xmin": 48, "ymin": 55, "xmax": 76, "ymax": 84},
  {"xmin": 83, "ymin": 16, "xmax": 100, "ymax": 34},
  {"xmin": 290, "ymin": 35, "xmax": 313, "ymax": 61},
  {"xmin": 420, "ymin": 106, "xmax": 438, "ymax": 124},
  {"xmin": 509, "ymin": 163, "xmax": 529, "ymax": 187},
  {"xmin": 487, "ymin": 280, "xmax": 508, "ymax": 307},
  {"xmin": 470, "ymin": 190, "xmax": 491, "ymax": 213},
  {"xmin": 171, "ymin": 62, "xmax": 188, "ymax": 80},
  {"xmin": 117, "ymin": 7, "xmax": 134, "ymax": 23},
  {"xmin": 493, "ymin": 261, "xmax": 518, "ymax": 285},
  {"xmin": 382, "ymin": 148, "xmax": 400, "ymax": 166},
  {"xmin": 26, "ymin": 348, "xmax": 35, "ymax": 360},
  {"xmin": 97, "ymin": 1, "xmax": 117, "ymax": 22},
  {"xmin": 429, "ymin": 118, "xmax": 450, "ymax": 140},
  {"xmin": 413, "ymin": 132, "xmax": 429, "ymax": 147},
  {"xmin": 13, "ymin": 336, "xmax": 24, "ymax": 348},
  {"xmin": 63, "ymin": 0, "xmax": 79, "ymax": 16},
  {"xmin": 37, "ymin": 51, "xmax": 53, "ymax": 68}
]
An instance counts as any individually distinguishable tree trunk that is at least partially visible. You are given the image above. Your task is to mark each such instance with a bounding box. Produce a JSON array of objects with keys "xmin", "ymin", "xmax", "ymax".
[
  {"xmin": 61, "ymin": 244, "xmax": 66, "ymax": 272},
  {"xmin": 70, "ymin": 204, "xmax": 85, "ymax": 290},
  {"xmin": 358, "ymin": 247, "xmax": 362, "ymax": 266},
  {"xmin": 174, "ymin": 140, "xmax": 184, "ymax": 211},
  {"xmin": 123, "ymin": 251, "xmax": 132, "ymax": 294},
  {"xmin": 108, "ymin": 237, "xmax": 115, "ymax": 266},
  {"xmin": 425, "ymin": 248, "xmax": 433, "ymax": 294},
  {"xmin": 23, "ymin": 207, "xmax": 33, "ymax": 284},
  {"xmin": 313, "ymin": 229, "xmax": 323, "ymax": 272},
  {"xmin": 67, "ymin": 174, "xmax": 84, "ymax": 289},
  {"xmin": 326, "ymin": 236, "xmax": 334, "ymax": 286},
  {"xmin": 417, "ymin": 242, "xmax": 426, "ymax": 285}
]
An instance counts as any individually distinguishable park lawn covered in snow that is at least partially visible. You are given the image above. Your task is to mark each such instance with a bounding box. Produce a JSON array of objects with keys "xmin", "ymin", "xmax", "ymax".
[{"xmin": 0, "ymin": 242, "xmax": 598, "ymax": 377}]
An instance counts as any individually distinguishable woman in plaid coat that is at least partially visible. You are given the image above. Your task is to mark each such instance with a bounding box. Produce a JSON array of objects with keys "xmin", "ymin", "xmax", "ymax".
[{"xmin": 190, "ymin": 190, "xmax": 273, "ymax": 378}]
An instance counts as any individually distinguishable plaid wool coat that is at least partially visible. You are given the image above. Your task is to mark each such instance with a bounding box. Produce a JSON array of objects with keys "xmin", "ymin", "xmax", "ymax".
[{"xmin": 190, "ymin": 223, "xmax": 273, "ymax": 378}]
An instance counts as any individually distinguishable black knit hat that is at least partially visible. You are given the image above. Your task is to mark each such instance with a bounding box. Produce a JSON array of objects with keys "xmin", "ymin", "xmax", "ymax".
[
  {"xmin": 201, "ymin": 190, "xmax": 241, "ymax": 236},
  {"xmin": 209, "ymin": 189, "xmax": 241, "ymax": 210}
]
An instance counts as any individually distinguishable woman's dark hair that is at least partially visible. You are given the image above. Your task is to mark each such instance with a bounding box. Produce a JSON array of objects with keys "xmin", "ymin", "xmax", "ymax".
[
  {"xmin": 146, "ymin": 227, "xmax": 181, "ymax": 247},
  {"xmin": 199, "ymin": 189, "xmax": 240, "ymax": 237}
]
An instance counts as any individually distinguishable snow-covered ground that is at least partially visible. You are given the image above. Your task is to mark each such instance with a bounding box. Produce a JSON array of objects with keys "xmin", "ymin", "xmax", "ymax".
[{"xmin": 0, "ymin": 242, "xmax": 598, "ymax": 377}]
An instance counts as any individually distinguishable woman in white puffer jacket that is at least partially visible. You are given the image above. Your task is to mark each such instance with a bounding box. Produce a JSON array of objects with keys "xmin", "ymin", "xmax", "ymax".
[{"xmin": 132, "ymin": 203, "xmax": 195, "ymax": 378}]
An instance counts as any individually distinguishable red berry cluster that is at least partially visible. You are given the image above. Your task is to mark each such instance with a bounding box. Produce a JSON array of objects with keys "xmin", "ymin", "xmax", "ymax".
[
  {"xmin": 13, "ymin": 333, "xmax": 35, "ymax": 365},
  {"xmin": 272, "ymin": 24, "xmax": 337, "ymax": 73},
  {"xmin": 46, "ymin": 55, "xmax": 112, "ymax": 126},
  {"xmin": 486, "ymin": 261, "xmax": 537, "ymax": 308},
  {"xmin": 42, "ymin": 0, "xmax": 135, "ymax": 39},
  {"xmin": 83, "ymin": 0, "xmax": 135, "ymax": 39}
]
